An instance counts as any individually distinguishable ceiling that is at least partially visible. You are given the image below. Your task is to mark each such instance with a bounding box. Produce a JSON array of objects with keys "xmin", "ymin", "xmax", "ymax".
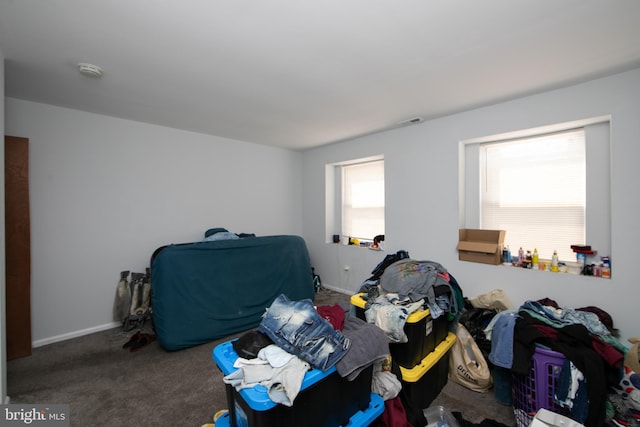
[{"xmin": 2, "ymin": 1, "xmax": 640, "ymax": 151}]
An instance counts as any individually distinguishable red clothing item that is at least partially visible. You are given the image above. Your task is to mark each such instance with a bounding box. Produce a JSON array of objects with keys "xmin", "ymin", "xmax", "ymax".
[
  {"xmin": 372, "ymin": 396, "xmax": 413, "ymax": 427},
  {"xmin": 532, "ymin": 323, "xmax": 623, "ymax": 368},
  {"xmin": 437, "ymin": 271, "xmax": 450, "ymax": 282},
  {"xmin": 592, "ymin": 335, "xmax": 624, "ymax": 369},
  {"xmin": 316, "ymin": 304, "xmax": 345, "ymax": 330}
]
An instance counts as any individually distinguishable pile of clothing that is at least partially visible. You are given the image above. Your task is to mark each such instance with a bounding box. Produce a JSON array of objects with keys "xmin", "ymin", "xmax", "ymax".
[
  {"xmin": 223, "ymin": 294, "xmax": 393, "ymax": 407},
  {"xmin": 223, "ymin": 250, "xmax": 465, "ymax": 427},
  {"xmin": 482, "ymin": 296, "xmax": 636, "ymax": 427},
  {"xmin": 358, "ymin": 251, "xmax": 462, "ymax": 344}
]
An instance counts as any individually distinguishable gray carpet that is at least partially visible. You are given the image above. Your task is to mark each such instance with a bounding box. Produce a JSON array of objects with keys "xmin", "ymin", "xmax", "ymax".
[{"xmin": 7, "ymin": 289, "xmax": 515, "ymax": 426}]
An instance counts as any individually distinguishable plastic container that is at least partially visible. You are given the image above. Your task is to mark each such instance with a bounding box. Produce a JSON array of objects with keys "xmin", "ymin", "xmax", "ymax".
[
  {"xmin": 423, "ymin": 405, "xmax": 460, "ymax": 427},
  {"xmin": 350, "ymin": 290, "xmax": 450, "ymax": 369},
  {"xmin": 564, "ymin": 261, "xmax": 582, "ymax": 275},
  {"xmin": 511, "ymin": 345, "xmax": 571, "ymax": 427},
  {"xmin": 400, "ymin": 332, "xmax": 457, "ymax": 409},
  {"xmin": 213, "ymin": 340, "xmax": 374, "ymax": 427},
  {"xmin": 431, "ymin": 285, "xmax": 452, "ymax": 346},
  {"xmin": 214, "ymin": 393, "xmax": 383, "ymax": 427},
  {"xmin": 601, "ymin": 256, "xmax": 611, "ymax": 278},
  {"xmin": 529, "ymin": 409, "xmax": 585, "ymax": 427},
  {"xmin": 551, "ymin": 251, "xmax": 559, "ymax": 272}
]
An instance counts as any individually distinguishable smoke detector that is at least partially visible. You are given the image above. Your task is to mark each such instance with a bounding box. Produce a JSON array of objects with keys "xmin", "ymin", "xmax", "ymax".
[{"xmin": 77, "ymin": 63, "xmax": 103, "ymax": 78}]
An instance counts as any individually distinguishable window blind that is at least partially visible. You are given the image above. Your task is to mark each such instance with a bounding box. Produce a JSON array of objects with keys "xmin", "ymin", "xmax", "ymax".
[
  {"xmin": 342, "ymin": 160, "xmax": 385, "ymax": 240},
  {"xmin": 480, "ymin": 129, "xmax": 585, "ymax": 261}
]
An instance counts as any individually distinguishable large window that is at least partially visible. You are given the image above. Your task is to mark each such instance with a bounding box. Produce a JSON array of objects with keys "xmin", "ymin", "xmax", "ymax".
[
  {"xmin": 326, "ymin": 156, "xmax": 385, "ymax": 244},
  {"xmin": 461, "ymin": 117, "xmax": 611, "ymax": 264},
  {"xmin": 480, "ymin": 130, "xmax": 585, "ymax": 261}
]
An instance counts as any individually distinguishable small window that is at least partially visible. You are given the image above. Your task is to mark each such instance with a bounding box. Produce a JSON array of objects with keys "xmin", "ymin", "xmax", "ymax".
[
  {"xmin": 325, "ymin": 156, "xmax": 385, "ymax": 244},
  {"xmin": 342, "ymin": 160, "xmax": 385, "ymax": 240}
]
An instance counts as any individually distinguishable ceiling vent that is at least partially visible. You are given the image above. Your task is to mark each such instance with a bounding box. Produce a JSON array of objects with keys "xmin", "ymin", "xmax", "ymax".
[
  {"xmin": 77, "ymin": 63, "xmax": 103, "ymax": 78},
  {"xmin": 396, "ymin": 117, "xmax": 424, "ymax": 126}
]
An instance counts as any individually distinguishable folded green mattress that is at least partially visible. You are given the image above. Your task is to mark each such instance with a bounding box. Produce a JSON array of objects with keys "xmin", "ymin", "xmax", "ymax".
[{"xmin": 150, "ymin": 235, "xmax": 315, "ymax": 351}]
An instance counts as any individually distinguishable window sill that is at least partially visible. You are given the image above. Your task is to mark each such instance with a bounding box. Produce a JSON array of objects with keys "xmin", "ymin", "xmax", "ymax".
[
  {"xmin": 500, "ymin": 262, "xmax": 610, "ymax": 279},
  {"xmin": 328, "ymin": 242, "xmax": 385, "ymax": 251}
]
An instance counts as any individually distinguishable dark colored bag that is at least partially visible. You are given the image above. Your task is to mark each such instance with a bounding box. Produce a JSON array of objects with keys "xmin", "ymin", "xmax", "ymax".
[
  {"xmin": 118, "ymin": 269, "xmax": 152, "ymax": 332},
  {"xmin": 458, "ymin": 307, "xmax": 497, "ymax": 360}
]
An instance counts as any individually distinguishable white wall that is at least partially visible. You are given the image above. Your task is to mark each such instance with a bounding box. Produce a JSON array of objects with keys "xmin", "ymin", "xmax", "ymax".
[
  {"xmin": 4, "ymin": 98, "xmax": 304, "ymax": 345},
  {"xmin": 4, "ymin": 68, "xmax": 640, "ymax": 351},
  {"xmin": 302, "ymin": 68, "xmax": 640, "ymax": 345}
]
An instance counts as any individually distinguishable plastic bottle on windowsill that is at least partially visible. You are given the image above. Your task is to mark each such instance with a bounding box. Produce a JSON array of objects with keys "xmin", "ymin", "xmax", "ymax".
[
  {"xmin": 551, "ymin": 250, "xmax": 559, "ymax": 272},
  {"xmin": 601, "ymin": 256, "xmax": 611, "ymax": 278},
  {"xmin": 518, "ymin": 247, "xmax": 524, "ymax": 266}
]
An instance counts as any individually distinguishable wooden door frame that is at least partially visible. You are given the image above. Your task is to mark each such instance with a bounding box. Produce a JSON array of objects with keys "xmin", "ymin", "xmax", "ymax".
[{"xmin": 5, "ymin": 135, "xmax": 32, "ymax": 360}]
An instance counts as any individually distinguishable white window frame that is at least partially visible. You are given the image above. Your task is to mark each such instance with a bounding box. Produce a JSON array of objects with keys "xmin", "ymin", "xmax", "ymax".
[
  {"xmin": 325, "ymin": 155, "xmax": 385, "ymax": 244},
  {"xmin": 459, "ymin": 116, "xmax": 611, "ymax": 264}
]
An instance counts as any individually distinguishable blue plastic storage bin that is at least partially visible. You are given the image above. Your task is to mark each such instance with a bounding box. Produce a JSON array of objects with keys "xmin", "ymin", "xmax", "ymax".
[
  {"xmin": 213, "ymin": 339, "xmax": 377, "ymax": 427},
  {"xmin": 213, "ymin": 393, "xmax": 383, "ymax": 427}
]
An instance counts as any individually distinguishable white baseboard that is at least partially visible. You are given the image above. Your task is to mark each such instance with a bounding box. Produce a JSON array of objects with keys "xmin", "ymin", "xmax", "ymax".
[
  {"xmin": 31, "ymin": 286, "xmax": 353, "ymax": 348},
  {"xmin": 32, "ymin": 322, "xmax": 120, "ymax": 348},
  {"xmin": 319, "ymin": 283, "xmax": 352, "ymax": 295}
]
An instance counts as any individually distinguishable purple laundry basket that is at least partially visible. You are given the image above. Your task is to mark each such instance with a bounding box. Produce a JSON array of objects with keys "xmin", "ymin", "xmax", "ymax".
[{"xmin": 512, "ymin": 345, "xmax": 571, "ymax": 427}]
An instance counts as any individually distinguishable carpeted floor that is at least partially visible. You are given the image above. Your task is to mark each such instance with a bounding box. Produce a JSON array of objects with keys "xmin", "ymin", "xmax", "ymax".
[{"xmin": 7, "ymin": 289, "xmax": 515, "ymax": 426}]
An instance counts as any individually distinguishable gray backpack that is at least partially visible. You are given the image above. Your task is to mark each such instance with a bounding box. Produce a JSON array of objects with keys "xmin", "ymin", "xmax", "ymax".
[{"xmin": 115, "ymin": 270, "xmax": 151, "ymax": 331}]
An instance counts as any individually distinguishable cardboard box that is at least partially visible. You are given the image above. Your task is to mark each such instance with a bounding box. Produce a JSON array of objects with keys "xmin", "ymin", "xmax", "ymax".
[{"xmin": 457, "ymin": 229, "xmax": 506, "ymax": 265}]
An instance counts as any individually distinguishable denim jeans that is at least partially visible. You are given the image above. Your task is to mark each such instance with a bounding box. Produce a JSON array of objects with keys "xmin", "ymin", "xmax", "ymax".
[{"xmin": 257, "ymin": 294, "xmax": 350, "ymax": 371}]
